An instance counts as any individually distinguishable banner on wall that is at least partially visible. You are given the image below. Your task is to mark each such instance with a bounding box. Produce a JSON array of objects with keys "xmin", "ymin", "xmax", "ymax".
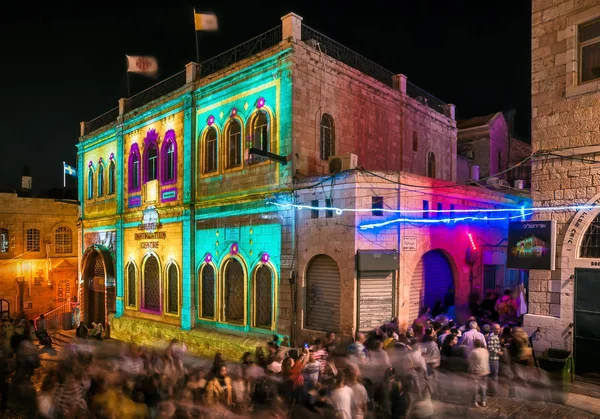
[{"xmin": 507, "ymin": 220, "xmax": 556, "ymax": 270}]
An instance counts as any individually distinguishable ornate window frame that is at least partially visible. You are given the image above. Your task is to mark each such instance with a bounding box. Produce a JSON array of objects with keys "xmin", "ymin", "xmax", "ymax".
[
  {"xmin": 199, "ymin": 126, "xmax": 220, "ymax": 177},
  {"xmin": 197, "ymin": 260, "xmax": 218, "ymax": 321},
  {"xmin": 320, "ymin": 113, "xmax": 335, "ymax": 161},
  {"xmin": 251, "ymin": 260, "xmax": 278, "ymax": 331},
  {"xmin": 143, "ymin": 129, "xmax": 160, "ymax": 184},
  {"xmin": 97, "ymin": 159, "xmax": 105, "ymax": 198},
  {"xmin": 141, "ymin": 252, "xmax": 162, "ymax": 314},
  {"xmin": 219, "ymin": 254, "xmax": 248, "ymax": 325},
  {"xmin": 108, "ymin": 159, "xmax": 116, "ymax": 196},
  {"xmin": 160, "ymin": 129, "xmax": 178, "ymax": 185},
  {"xmin": 565, "ymin": 6, "xmax": 600, "ymax": 97},
  {"xmin": 128, "ymin": 143, "xmax": 141, "ymax": 193},
  {"xmin": 53, "ymin": 224, "xmax": 73, "ymax": 255},
  {"xmin": 87, "ymin": 164, "xmax": 94, "ymax": 200},
  {"xmin": 125, "ymin": 259, "xmax": 138, "ymax": 309},
  {"xmin": 248, "ymin": 107, "xmax": 275, "ymax": 166},
  {"xmin": 164, "ymin": 260, "xmax": 180, "ymax": 317},
  {"xmin": 223, "ymin": 117, "xmax": 244, "ymax": 172}
]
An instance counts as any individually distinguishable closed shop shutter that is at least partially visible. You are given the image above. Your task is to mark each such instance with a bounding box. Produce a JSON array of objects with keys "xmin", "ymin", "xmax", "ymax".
[
  {"xmin": 409, "ymin": 250, "xmax": 453, "ymax": 322},
  {"xmin": 306, "ymin": 255, "xmax": 340, "ymax": 332},
  {"xmin": 359, "ymin": 271, "xmax": 393, "ymax": 332}
]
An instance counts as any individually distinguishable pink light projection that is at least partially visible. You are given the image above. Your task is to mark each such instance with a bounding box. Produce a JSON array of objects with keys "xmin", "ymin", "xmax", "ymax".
[
  {"xmin": 230, "ymin": 243, "xmax": 239, "ymax": 255},
  {"xmin": 261, "ymin": 252, "xmax": 270, "ymax": 263},
  {"xmin": 207, "ymin": 115, "xmax": 215, "ymax": 126},
  {"xmin": 257, "ymin": 97, "xmax": 265, "ymax": 108}
]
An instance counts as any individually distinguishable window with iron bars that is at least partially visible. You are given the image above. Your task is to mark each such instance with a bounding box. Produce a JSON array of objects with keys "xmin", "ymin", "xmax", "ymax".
[
  {"xmin": 26, "ymin": 229, "xmax": 40, "ymax": 252},
  {"xmin": 54, "ymin": 226, "xmax": 72, "ymax": 254}
]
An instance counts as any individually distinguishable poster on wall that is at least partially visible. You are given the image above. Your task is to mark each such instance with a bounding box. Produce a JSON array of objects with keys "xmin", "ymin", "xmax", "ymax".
[{"xmin": 507, "ymin": 220, "xmax": 556, "ymax": 270}]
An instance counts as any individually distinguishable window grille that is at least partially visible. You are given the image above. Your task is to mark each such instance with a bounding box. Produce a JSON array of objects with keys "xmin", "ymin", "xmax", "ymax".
[
  {"xmin": 254, "ymin": 266, "xmax": 272, "ymax": 328},
  {"xmin": 224, "ymin": 259, "xmax": 244, "ymax": 322},
  {"xmin": 26, "ymin": 229, "xmax": 40, "ymax": 252},
  {"xmin": 127, "ymin": 263, "xmax": 136, "ymax": 307},
  {"xmin": 97, "ymin": 165, "xmax": 104, "ymax": 197},
  {"xmin": 200, "ymin": 264, "xmax": 215, "ymax": 318},
  {"xmin": 205, "ymin": 128, "xmax": 218, "ymax": 173},
  {"xmin": 167, "ymin": 264, "xmax": 178, "ymax": 314},
  {"xmin": 54, "ymin": 226, "xmax": 72, "ymax": 254},
  {"xmin": 581, "ymin": 214, "xmax": 600, "ymax": 258},
  {"xmin": 320, "ymin": 114, "xmax": 335, "ymax": 160},
  {"xmin": 228, "ymin": 121, "xmax": 242, "ymax": 168},
  {"xmin": 251, "ymin": 112, "xmax": 269, "ymax": 163},
  {"xmin": 143, "ymin": 256, "xmax": 160, "ymax": 311},
  {"xmin": 108, "ymin": 161, "xmax": 116, "ymax": 195},
  {"xmin": 166, "ymin": 142, "xmax": 175, "ymax": 180},
  {"xmin": 147, "ymin": 146, "xmax": 158, "ymax": 181}
]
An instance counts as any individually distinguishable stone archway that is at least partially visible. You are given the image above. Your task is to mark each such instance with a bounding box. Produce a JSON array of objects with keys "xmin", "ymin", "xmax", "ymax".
[
  {"xmin": 409, "ymin": 249, "xmax": 455, "ymax": 321},
  {"xmin": 81, "ymin": 245, "xmax": 115, "ymax": 327}
]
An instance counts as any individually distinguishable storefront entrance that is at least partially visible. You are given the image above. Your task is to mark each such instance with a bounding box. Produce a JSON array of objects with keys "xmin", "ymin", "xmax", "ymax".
[{"xmin": 574, "ymin": 268, "xmax": 600, "ymax": 381}]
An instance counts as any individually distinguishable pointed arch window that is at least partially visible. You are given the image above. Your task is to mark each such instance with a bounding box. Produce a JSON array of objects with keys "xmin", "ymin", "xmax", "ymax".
[
  {"xmin": 87, "ymin": 168, "xmax": 94, "ymax": 200},
  {"xmin": 161, "ymin": 130, "xmax": 177, "ymax": 184},
  {"xmin": 251, "ymin": 112, "xmax": 269, "ymax": 163},
  {"xmin": 253, "ymin": 265, "xmax": 274, "ymax": 329},
  {"xmin": 126, "ymin": 262, "xmax": 137, "ymax": 307},
  {"xmin": 166, "ymin": 262, "xmax": 179, "ymax": 315},
  {"xmin": 198, "ymin": 263, "xmax": 216, "ymax": 319},
  {"xmin": 54, "ymin": 226, "xmax": 72, "ymax": 254},
  {"xmin": 142, "ymin": 255, "xmax": 161, "ymax": 312},
  {"xmin": 580, "ymin": 213, "xmax": 600, "ymax": 258},
  {"xmin": 108, "ymin": 161, "xmax": 116, "ymax": 195},
  {"xmin": 146, "ymin": 144, "xmax": 158, "ymax": 182},
  {"xmin": 427, "ymin": 152, "xmax": 436, "ymax": 178},
  {"xmin": 227, "ymin": 120, "xmax": 242, "ymax": 169},
  {"xmin": 204, "ymin": 128, "xmax": 218, "ymax": 174},
  {"xmin": 97, "ymin": 164, "xmax": 104, "ymax": 197},
  {"xmin": 222, "ymin": 258, "xmax": 245, "ymax": 323},
  {"xmin": 320, "ymin": 114, "xmax": 335, "ymax": 160},
  {"xmin": 128, "ymin": 144, "xmax": 141, "ymax": 192}
]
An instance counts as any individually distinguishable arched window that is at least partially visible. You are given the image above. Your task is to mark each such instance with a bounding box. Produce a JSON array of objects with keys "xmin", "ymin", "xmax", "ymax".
[
  {"xmin": 222, "ymin": 258, "xmax": 245, "ymax": 323},
  {"xmin": 427, "ymin": 152, "xmax": 436, "ymax": 178},
  {"xmin": 306, "ymin": 255, "xmax": 341, "ymax": 332},
  {"xmin": 54, "ymin": 226, "xmax": 72, "ymax": 254},
  {"xmin": 253, "ymin": 265, "xmax": 273, "ymax": 329},
  {"xmin": 108, "ymin": 161, "xmax": 116, "ymax": 195},
  {"xmin": 166, "ymin": 262, "xmax": 179, "ymax": 315},
  {"xmin": 198, "ymin": 264, "xmax": 216, "ymax": 319},
  {"xmin": 320, "ymin": 114, "xmax": 335, "ymax": 160},
  {"xmin": 161, "ymin": 130, "xmax": 177, "ymax": 183},
  {"xmin": 97, "ymin": 164, "xmax": 104, "ymax": 197},
  {"xmin": 26, "ymin": 228, "xmax": 40, "ymax": 252},
  {"xmin": 227, "ymin": 120, "xmax": 242, "ymax": 169},
  {"xmin": 0, "ymin": 228, "xmax": 9, "ymax": 253},
  {"xmin": 126, "ymin": 262, "xmax": 137, "ymax": 307},
  {"xmin": 413, "ymin": 131, "xmax": 418, "ymax": 151},
  {"xmin": 128, "ymin": 144, "xmax": 141, "ymax": 192},
  {"xmin": 204, "ymin": 128, "xmax": 218, "ymax": 174},
  {"xmin": 87, "ymin": 168, "xmax": 94, "ymax": 200},
  {"xmin": 146, "ymin": 144, "xmax": 158, "ymax": 182},
  {"xmin": 580, "ymin": 213, "xmax": 600, "ymax": 258},
  {"xmin": 251, "ymin": 112, "xmax": 269, "ymax": 163},
  {"xmin": 142, "ymin": 255, "xmax": 161, "ymax": 312}
]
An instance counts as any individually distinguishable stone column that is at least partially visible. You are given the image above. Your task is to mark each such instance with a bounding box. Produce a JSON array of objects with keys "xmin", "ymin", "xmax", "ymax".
[
  {"xmin": 281, "ymin": 13, "xmax": 303, "ymax": 41},
  {"xmin": 444, "ymin": 103, "xmax": 456, "ymax": 120},
  {"xmin": 80, "ymin": 122, "xmax": 86, "ymax": 137},
  {"xmin": 186, "ymin": 62, "xmax": 199, "ymax": 83}
]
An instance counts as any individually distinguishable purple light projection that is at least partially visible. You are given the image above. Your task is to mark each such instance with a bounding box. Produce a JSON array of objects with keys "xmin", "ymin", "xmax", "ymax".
[
  {"xmin": 257, "ymin": 97, "xmax": 265, "ymax": 108},
  {"xmin": 230, "ymin": 243, "xmax": 239, "ymax": 255},
  {"xmin": 109, "ymin": 152, "xmax": 115, "ymax": 161},
  {"xmin": 207, "ymin": 115, "xmax": 215, "ymax": 126},
  {"xmin": 204, "ymin": 253, "xmax": 213, "ymax": 264},
  {"xmin": 128, "ymin": 143, "xmax": 141, "ymax": 193},
  {"xmin": 88, "ymin": 161, "xmax": 93, "ymax": 168},
  {"xmin": 160, "ymin": 129, "xmax": 178, "ymax": 185},
  {"xmin": 143, "ymin": 129, "xmax": 160, "ymax": 184},
  {"xmin": 231, "ymin": 108, "xmax": 237, "ymax": 117},
  {"xmin": 261, "ymin": 252, "xmax": 270, "ymax": 263}
]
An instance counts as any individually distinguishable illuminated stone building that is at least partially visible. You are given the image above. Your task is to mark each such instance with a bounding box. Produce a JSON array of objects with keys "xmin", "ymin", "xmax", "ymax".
[
  {"xmin": 0, "ymin": 192, "xmax": 78, "ymax": 318},
  {"xmin": 78, "ymin": 13, "xmax": 526, "ymax": 357}
]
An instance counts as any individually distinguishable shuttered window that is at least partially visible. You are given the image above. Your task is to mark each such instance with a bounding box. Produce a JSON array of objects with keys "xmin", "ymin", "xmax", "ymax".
[
  {"xmin": 305, "ymin": 255, "xmax": 340, "ymax": 332},
  {"xmin": 409, "ymin": 250, "xmax": 453, "ymax": 321},
  {"xmin": 358, "ymin": 271, "xmax": 393, "ymax": 332}
]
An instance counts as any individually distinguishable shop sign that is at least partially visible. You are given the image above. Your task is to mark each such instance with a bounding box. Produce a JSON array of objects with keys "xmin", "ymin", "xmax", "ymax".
[
  {"xmin": 141, "ymin": 241, "xmax": 159, "ymax": 249},
  {"xmin": 402, "ymin": 236, "xmax": 417, "ymax": 251}
]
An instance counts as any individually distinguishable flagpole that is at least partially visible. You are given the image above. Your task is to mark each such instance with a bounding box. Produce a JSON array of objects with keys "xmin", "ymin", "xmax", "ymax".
[
  {"xmin": 194, "ymin": 8, "xmax": 200, "ymax": 63},
  {"xmin": 127, "ymin": 72, "xmax": 131, "ymax": 97},
  {"xmin": 63, "ymin": 162, "xmax": 66, "ymax": 188}
]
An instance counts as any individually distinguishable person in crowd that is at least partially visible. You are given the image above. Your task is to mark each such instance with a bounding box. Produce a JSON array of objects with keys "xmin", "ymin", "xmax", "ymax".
[
  {"xmin": 468, "ymin": 339, "xmax": 490, "ymax": 408},
  {"xmin": 487, "ymin": 323, "xmax": 503, "ymax": 397},
  {"xmin": 481, "ymin": 291, "xmax": 498, "ymax": 321},
  {"xmin": 346, "ymin": 367, "xmax": 368, "ymax": 419},
  {"xmin": 459, "ymin": 321, "xmax": 487, "ymax": 349},
  {"xmin": 347, "ymin": 332, "xmax": 368, "ymax": 365},
  {"xmin": 331, "ymin": 370, "xmax": 354, "ymax": 419},
  {"xmin": 420, "ymin": 328, "xmax": 441, "ymax": 376},
  {"xmin": 205, "ymin": 364, "xmax": 232, "ymax": 408},
  {"xmin": 496, "ymin": 289, "xmax": 518, "ymax": 324},
  {"xmin": 76, "ymin": 321, "xmax": 89, "ymax": 339}
]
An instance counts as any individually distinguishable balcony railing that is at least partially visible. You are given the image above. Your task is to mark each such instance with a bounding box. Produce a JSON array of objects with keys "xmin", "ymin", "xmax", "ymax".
[
  {"xmin": 199, "ymin": 25, "xmax": 282, "ymax": 79},
  {"xmin": 301, "ymin": 24, "xmax": 395, "ymax": 87},
  {"xmin": 406, "ymin": 81, "xmax": 447, "ymax": 115},
  {"xmin": 125, "ymin": 70, "xmax": 187, "ymax": 112},
  {"xmin": 85, "ymin": 107, "xmax": 119, "ymax": 135}
]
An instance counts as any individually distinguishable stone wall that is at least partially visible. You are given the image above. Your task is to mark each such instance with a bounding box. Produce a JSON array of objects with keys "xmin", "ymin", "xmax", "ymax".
[
  {"xmin": 290, "ymin": 42, "xmax": 457, "ymax": 181},
  {"xmin": 0, "ymin": 193, "xmax": 78, "ymax": 317},
  {"xmin": 526, "ymin": 0, "xmax": 600, "ymax": 351}
]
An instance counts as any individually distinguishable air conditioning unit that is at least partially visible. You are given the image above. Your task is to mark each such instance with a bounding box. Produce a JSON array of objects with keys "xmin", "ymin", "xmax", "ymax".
[
  {"xmin": 462, "ymin": 151, "xmax": 474, "ymax": 159},
  {"xmin": 328, "ymin": 153, "xmax": 358, "ymax": 174},
  {"xmin": 144, "ymin": 180, "xmax": 158, "ymax": 203}
]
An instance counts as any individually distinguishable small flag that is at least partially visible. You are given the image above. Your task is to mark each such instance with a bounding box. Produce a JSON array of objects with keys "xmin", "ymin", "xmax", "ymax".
[
  {"xmin": 63, "ymin": 162, "xmax": 77, "ymax": 177},
  {"xmin": 194, "ymin": 11, "xmax": 218, "ymax": 31},
  {"xmin": 126, "ymin": 55, "xmax": 158, "ymax": 75}
]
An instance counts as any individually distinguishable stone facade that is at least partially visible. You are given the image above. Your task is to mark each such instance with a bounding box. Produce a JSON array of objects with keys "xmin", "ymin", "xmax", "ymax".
[
  {"xmin": 0, "ymin": 193, "xmax": 78, "ymax": 318},
  {"xmin": 526, "ymin": 0, "xmax": 600, "ymax": 354}
]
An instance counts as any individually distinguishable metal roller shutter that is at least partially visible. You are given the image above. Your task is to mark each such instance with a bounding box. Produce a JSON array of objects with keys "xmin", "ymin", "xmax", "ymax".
[
  {"xmin": 359, "ymin": 271, "xmax": 393, "ymax": 332},
  {"xmin": 409, "ymin": 250, "xmax": 453, "ymax": 322},
  {"xmin": 306, "ymin": 255, "xmax": 340, "ymax": 332}
]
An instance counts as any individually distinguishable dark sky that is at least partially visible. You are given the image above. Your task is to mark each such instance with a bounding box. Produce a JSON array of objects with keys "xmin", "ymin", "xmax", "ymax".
[{"xmin": 0, "ymin": 1, "xmax": 531, "ymax": 193}]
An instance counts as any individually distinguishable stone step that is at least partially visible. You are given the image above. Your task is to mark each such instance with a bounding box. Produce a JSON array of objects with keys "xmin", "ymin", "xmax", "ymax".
[{"xmin": 571, "ymin": 378, "xmax": 600, "ymax": 399}]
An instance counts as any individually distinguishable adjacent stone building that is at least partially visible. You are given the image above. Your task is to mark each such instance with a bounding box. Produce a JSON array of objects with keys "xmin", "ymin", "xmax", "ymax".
[
  {"xmin": 77, "ymin": 12, "xmax": 527, "ymax": 357},
  {"xmin": 0, "ymin": 193, "xmax": 78, "ymax": 319},
  {"xmin": 527, "ymin": 0, "xmax": 600, "ymax": 380}
]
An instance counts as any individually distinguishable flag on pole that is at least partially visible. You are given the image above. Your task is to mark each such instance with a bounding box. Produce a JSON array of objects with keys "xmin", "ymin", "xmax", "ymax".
[
  {"xmin": 63, "ymin": 162, "xmax": 77, "ymax": 177},
  {"xmin": 126, "ymin": 55, "xmax": 158, "ymax": 75},
  {"xmin": 194, "ymin": 11, "xmax": 218, "ymax": 31}
]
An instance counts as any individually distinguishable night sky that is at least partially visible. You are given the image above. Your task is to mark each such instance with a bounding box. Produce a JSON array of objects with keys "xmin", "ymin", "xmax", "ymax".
[{"xmin": 0, "ymin": 1, "xmax": 531, "ymax": 194}]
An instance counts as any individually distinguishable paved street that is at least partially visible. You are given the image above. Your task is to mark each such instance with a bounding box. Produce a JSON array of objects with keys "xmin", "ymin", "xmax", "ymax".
[{"xmin": 1, "ymin": 336, "xmax": 598, "ymax": 418}]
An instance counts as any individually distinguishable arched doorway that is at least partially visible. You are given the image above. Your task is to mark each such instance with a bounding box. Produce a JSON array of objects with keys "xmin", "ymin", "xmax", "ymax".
[
  {"xmin": 82, "ymin": 246, "xmax": 116, "ymax": 327},
  {"xmin": 305, "ymin": 254, "xmax": 341, "ymax": 332},
  {"xmin": 409, "ymin": 250, "xmax": 454, "ymax": 321}
]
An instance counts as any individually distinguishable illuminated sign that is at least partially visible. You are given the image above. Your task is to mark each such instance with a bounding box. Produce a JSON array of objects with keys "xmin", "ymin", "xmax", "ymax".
[
  {"xmin": 139, "ymin": 206, "xmax": 161, "ymax": 233},
  {"xmin": 507, "ymin": 220, "xmax": 556, "ymax": 270}
]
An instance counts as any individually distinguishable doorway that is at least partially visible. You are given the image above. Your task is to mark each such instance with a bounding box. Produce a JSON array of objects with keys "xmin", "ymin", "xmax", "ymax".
[
  {"xmin": 574, "ymin": 268, "xmax": 600, "ymax": 380},
  {"xmin": 82, "ymin": 246, "xmax": 115, "ymax": 328}
]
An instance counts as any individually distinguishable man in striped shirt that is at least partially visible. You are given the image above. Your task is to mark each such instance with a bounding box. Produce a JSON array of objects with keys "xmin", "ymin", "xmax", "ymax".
[{"xmin": 486, "ymin": 323, "xmax": 503, "ymax": 396}]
